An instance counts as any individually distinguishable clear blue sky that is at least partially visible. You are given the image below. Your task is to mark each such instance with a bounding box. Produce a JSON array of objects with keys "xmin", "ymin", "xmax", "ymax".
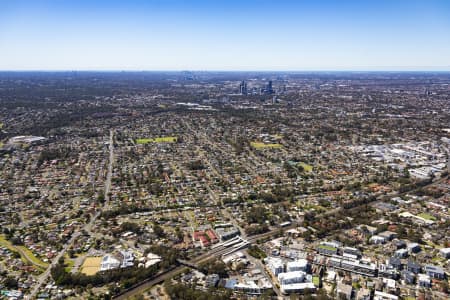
[{"xmin": 1, "ymin": 0, "xmax": 450, "ymax": 71}]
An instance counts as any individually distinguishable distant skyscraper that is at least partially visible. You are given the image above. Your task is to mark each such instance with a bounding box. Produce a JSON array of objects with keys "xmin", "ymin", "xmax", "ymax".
[
  {"xmin": 239, "ymin": 80, "xmax": 248, "ymax": 95},
  {"xmin": 261, "ymin": 80, "xmax": 274, "ymax": 95},
  {"xmin": 267, "ymin": 80, "xmax": 273, "ymax": 94}
]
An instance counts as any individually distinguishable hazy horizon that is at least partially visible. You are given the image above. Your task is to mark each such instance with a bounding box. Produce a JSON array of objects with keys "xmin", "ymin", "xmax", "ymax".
[
  {"xmin": 1, "ymin": 68, "xmax": 450, "ymax": 72},
  {"xmin": 1, "ymin": 0, "xmax": 450, "ymax": 71}
]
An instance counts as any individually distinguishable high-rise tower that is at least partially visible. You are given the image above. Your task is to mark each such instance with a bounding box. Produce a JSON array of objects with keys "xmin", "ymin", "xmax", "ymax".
[{"xmin": 239, "ymin": 80, "xmax": 248, "ymax": 95}]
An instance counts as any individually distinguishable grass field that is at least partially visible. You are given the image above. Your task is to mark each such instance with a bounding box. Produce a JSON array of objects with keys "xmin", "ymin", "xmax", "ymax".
[
  {"xmin": 0, "ymin": 235, "xmax": 19, "ymax": 254},
  {"xmin": 64, "ymin": 254, "xmax": 75, "ymax": 272},
  {"xmin": 313, "ymin": 276, "xmax": 320, "ymax": 286},
  {"xmin": 0, "ymin": 235, "xmax": 48, "ymax": 269},
  {"xmin": 250, "ymin": 142, "xmax": 282, "ymax": 149},
  {"xmin": 17, "ymin": 246, "xmax": 48, "ymax": 267},
  {"xmin": 80, "ymin": 256, "xmax": 102, "ymax": 275},
  {"xmin": 136, "ymin": 136, "xmax": 178, "ymax": 144},
  {"xmin": 318, "ymin": 244, "xmax": 337, "ymax": 252},
  {"xmin": 297, "ymin": 162, "xmax": 313, "ymax": 172},
  {"xmin": 417, "ymin": 213, "xmax": 436, "ymax": 221}
]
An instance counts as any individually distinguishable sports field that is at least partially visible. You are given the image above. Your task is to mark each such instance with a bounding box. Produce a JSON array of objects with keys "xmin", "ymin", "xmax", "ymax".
[
  {"xmin": 136, "ymin": 136, "xmax": 177, "ymax": 144},
  {"xmin": 417, "ymin": 213, "xmax": 436, "ymax": 221},
  {"xmin": 250, "ymin": 142, "xmax": 282, "ymax": 149},
  {"xmin": 80, "ymin": 256, "xmax": 102, "ymax": 275}
]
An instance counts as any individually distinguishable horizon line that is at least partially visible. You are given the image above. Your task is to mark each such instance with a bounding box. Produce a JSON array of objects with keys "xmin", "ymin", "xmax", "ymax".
[{"xmin": 1, "ymin": 68, "xmax": 450, "ymax": 73}]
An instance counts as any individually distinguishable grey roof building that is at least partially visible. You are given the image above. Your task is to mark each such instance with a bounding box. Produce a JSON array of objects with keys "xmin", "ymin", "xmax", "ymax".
[
  {"xmin": 388, "ymin": 257, "xmax": 402, "ymax": 270},
  {"xmin": 406, "ymin": 260, "xmax": 421, "ymax": 274},
  {"xmin": 407, "ymin": 243, "xmax": 421, "ymax": 253},
  {"xmin": 394, "ymin": 240, "xmax": 406, "ymax": 249},
  {"xmin": 394, "ymin": 248, "xmax": 408, "ymax": 258},
  {"xmin": 401, "ymin": 270, "xmax": 415, "ymax": 285},
  {"xmin": 424, "ymin": 265, "xmax": 445, "ymax": 280}
]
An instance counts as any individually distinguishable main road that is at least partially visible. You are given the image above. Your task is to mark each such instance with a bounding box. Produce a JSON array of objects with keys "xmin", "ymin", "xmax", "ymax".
[{"xmin": 27, "ymin": 130, "xmax": 115, "ymax": 299}]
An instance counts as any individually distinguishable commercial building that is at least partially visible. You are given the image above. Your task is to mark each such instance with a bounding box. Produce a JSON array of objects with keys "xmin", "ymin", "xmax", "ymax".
[
  {"xmin": 278, "ymin": 271, "xmax": 306, "ymax": 285},
  {"xmin": 327, "ymin": 256, "xmax": 377, "ymax": 277},
  {"xmin": 424, "ymin": 265, "xmax": 445, "ymax": 280},
  {"xmin": 407, "ymin": 243, "xmax": 421, "ymax": 253},
  {"xmin": 239, "ymin": 81, "xmax": 248, "ymax": 95},
  {"xmin": 343, "ymin": 247, "xmax": 362, "ymax": 259},
  {"xmin": 418, "ymin": 274, "xmax": 431, "ymax": 288},
  {"xmin": 406, "ymin": 260, "xmax": 421, "ymax": 274},
  {"xmin": 265, "ymin": 257, "xmax": 284, "ymax": 276},
  {"xmin": 215, "ymin": 227, "xmax": 240, "ymax": 241},
  {"xmin": 100, "ymin": 255, "xmax": 121, "ymax": 271},
  {"xmin": 374, "ymin": 291, "xmax": 398, "ymax": 300},
  {"xmin": 280, "ymin": 282, "xmax": 315, "ymax": 295},
  {"xmin": 286, "ymin": 259, "xmax": 309, "ymax": 272},
  {"xmin": 394, "ymin": 248, "xmax": 408, "ymax": 258},
  {"xmin": 439, "ymin": 248, "xmax": 450, "ymax": 259}
]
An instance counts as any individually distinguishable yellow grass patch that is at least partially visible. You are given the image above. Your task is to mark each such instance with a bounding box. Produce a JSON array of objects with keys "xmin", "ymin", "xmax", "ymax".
[
  {"xmin": 250, "ymin": 142, "xmax": 282, "ymax": 149},
  {"xmin": 80, "ymin": 256, "xmax": 102, "ymax": 275},
  {"xmin": 297, "ymin": 162, "xmax": 313, "ymax": 172},
  {"xmin": 136, "ymin": 136, "xmax": 178, "ymax": 144}
]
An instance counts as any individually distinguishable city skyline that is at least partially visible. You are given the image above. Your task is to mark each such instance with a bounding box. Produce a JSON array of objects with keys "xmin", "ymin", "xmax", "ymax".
[{"xmin": 1, "ymin": 0, "xmax": 450, "ymax": 71}]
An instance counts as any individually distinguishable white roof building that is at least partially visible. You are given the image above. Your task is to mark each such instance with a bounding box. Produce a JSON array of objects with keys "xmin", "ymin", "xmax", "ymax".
[
  {"xmin": 326, "ymin": 270, "xmax": 336, "ymax": 282},
  {"xmin": 100, "ymin": 254, "xmax": 121, "ymax": 271},
  {"xmin": 286, "ymin": 259, "xmax": 309, "ymax": 272},
  {"xmin": 369, "ymin": 235, "xmax": 386, "ymax": 244},
  {"xmin": 278, "ymin": 271, "xmax": 306, "ymax": 285},
  {"xmin": 145, "ymin": 252, "xmax": 162, "ymax": 267},
  {"xmin": 265, "ymin": 257, "xmax": 284, "ymax": 276},
  {"xmin": 374, "ymin": 291, "xmax": 398, "ymax": 300},
  {"xmin": 280, "ymin": 282, "xmax": 315, "ymax": 295},
  {"xmin": 120, "ymin": 250, "xmax": 134, "ymax": 268},
  {"xmin": 439, "ymin": 248, "xmax": 450, "ymax": 258}
]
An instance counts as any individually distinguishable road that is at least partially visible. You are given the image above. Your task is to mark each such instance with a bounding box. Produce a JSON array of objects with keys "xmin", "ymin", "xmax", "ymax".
[
  {"xmin": 244, "ymin": 248, "xmax": 282, "ymax": 298},
  {"xmin": 27, "ymin": 130, "xmax": 115, "ymax": 299},
  {"xmin": 104, "ymin": 129, "xmax": 115, "ymax": 208},
  {"xmin": 27, "ymin": 233, "xmax": 82, "ymax": 299}
]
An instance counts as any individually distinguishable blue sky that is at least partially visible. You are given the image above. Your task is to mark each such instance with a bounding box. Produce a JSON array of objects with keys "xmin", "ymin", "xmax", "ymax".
[{"xmin": 1, "ymin": 0, "xmax": 450, "ymax": 70}]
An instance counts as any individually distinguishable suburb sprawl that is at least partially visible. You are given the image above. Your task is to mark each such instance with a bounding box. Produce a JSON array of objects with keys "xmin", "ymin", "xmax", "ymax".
[{"xmin": 0, "ymin": 72, "xmax": 449, "ymax": 300}]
